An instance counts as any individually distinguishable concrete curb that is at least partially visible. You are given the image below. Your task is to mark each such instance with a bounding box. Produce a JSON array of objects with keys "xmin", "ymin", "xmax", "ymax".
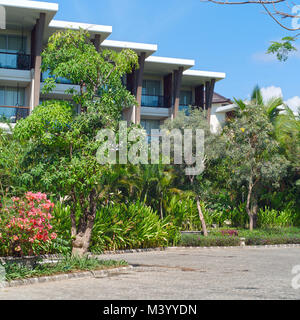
[
  {"xmin": 99, "ymin": 243, "xmax": 300, "ymax": 255},
  {"xmin": 0, "ymin": 266, "xmax": 133, "ymax": 288},
  {"xmin": 0, "ymin": 254, "xmax": 63, "ymax": 267}
]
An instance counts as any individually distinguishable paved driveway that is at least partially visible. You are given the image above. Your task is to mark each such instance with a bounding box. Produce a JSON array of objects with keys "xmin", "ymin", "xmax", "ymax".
[{"xmin": 0, "ymin": 247, "xmax": 300, "ymax": 300}]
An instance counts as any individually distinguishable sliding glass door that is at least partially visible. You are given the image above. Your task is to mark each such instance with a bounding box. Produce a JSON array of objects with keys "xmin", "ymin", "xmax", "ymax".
[
  {"xmin": 0, "ymin": 35, "xmax": 27, "ymax": 69},
  {"xmin": 142, "ymin": 80, "xmax": 163, "ymax": 107},
  {"xmin": 0, "ymin": 87, "xmax": 26, "ymax": 122}
]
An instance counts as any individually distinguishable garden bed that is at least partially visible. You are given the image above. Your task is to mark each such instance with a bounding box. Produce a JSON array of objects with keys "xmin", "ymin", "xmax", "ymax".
[
  {"xmin": 179, "ymin": 227, "xmax": 300, "ymax": 247},
  {"xmin": 0, "ymin": 255, "xmax": 128, "ymax": 282}
]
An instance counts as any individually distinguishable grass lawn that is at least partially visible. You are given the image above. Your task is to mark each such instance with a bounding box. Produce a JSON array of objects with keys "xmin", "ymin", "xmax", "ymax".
[
  {"xmin": 1, "ymin": 255, "xmax": 128, "ymax": 282},
  {"xmin": 180, "ymin": 227, "xmax": 300, "ymax": 247}
]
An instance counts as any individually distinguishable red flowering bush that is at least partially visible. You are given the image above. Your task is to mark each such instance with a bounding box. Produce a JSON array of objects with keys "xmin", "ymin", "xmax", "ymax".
[
  {"xmin": 0, "ymin": 192, "xmax": 57, "ymax": 256},
  {"xmin": 220, "ymin": 229, "xmax": 239, "ymax": 237}
]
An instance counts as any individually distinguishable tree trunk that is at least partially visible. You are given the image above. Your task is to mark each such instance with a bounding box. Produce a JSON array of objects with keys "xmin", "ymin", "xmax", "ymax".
[
  {"xmin": 71, "ymin": 189, "xmax": 97, "ymax": 256},
  {"xmin": 160, "ymin": 193, "xmax": 163, "ymax": 220},
  {"xmin": 196, "ymin": 195, "xmax": 208, "ymax": 236},
  {"xmin": 72, "ymin": 229, "xmax": 93, "ymax": 256},
  {"xmin": 249, "ymin": 214, "xmax": 254, "ymax": 231},
  {"xmin": 246, "ymin": 178, "xmax": 258, "ymax": 231}
]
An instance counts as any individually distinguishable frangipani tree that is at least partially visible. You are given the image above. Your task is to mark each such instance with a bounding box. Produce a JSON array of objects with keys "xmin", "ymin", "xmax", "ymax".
[
  {"xmin": 222, "ymin": 103, "xmax": 289, "ymax": 230},
  {"xmin": 162, "ymin": 108, "xmax": 220, "ymax": 236}
]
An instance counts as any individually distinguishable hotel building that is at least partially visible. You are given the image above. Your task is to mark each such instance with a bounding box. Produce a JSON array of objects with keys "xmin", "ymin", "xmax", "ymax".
[{"xmin": 0, "ymin": 0, "xmax": 234, "ymax": 134}]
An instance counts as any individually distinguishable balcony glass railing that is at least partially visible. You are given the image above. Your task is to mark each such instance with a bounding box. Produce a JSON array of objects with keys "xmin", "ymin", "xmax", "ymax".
[
  {"xmin": 179, "ymin": 104, "xmax": 191, "ymax": 115},
  {"xmin": 41, "ymin": 70, "xmax": 73, "ymax": 85},
  {"xmin": 0, "ymin": 52, "xmax": 31, "ymax": 70},
  {"xmin": 141, "ymin": 94, "xmax": 166, "ymax": 108},
  {"xmin": 0, "ymin": 106, "xmax": 30, "ymax": 123}
]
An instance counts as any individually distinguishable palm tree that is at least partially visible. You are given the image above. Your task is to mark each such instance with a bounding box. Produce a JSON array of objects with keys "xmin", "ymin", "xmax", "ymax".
[
  {"xmin": 236, "ymin": 86, "xmax": 299, "ymax": 168},
  {"xmin": 274, "ymin": 105, "xmax": 300, "ymax": 169},
  {"xmin": 234, "ymin": 85, "xmax": 284, "ymax": 123},
  {"xmin": 138, "ymin": 164, "xmax": 181, "ymax": 219}
]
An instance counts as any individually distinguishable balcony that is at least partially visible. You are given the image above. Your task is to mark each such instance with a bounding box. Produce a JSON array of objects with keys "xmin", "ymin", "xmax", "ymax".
[
  {"xmin": 0, "ymin": 106, "xmax": 30, "ymax": 123},
  {"xmin": 0, "ymin": 52, "xmax": 31, "ymax": 70},
  {"xmin": 41, "ymin": 71, "xmax": 73, "ymax": 85},
  {"xmin": 141, "ymin": 94, "xmax": 167, "ymax": 108},
  {"xmin": 179, "ymin": 104, "xmax": 191, "ymax": 115}
]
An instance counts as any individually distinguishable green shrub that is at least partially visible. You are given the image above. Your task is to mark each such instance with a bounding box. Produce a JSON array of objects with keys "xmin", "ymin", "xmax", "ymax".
[
  {"xmin": 257, "ymin": 207, "xmax": 298, "ymax": 228},
  {"xmin": 165, "ymin": 196, "xmax": 201, "ymax": 231},
  {"xmin": 90, "ymin": 201, "xmax": 180, "ymax": 252},
  {"xmin": 165, "ymin": 196, "xmax": 232, "ymax": 230},
  {"xmin": 50, "ymin": 201, "xmax": 180, "ymax": 253},
  {"xmin": 180, "ymin": 234, "xmax": 240, "ymax": 247},
  {"xmin": 180, "ymin": 228, "xmax": 300, "ymax": 247},
  {"xmin": 245, "ymin": 235, "xmax": 300, "ymax": 246}
]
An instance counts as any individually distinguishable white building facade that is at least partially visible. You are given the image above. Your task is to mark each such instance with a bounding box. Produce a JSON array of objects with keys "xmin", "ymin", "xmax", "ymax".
[{"xmin": 0, "ymin": 0, "xmax": 233, "ymax": 133}]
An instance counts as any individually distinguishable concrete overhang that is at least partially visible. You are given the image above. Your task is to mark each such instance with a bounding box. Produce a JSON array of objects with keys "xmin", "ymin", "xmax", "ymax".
[
  {"xmin": 141, "ymin": 106, "xmax": 169, "ymax": 119},
  {"xmin": 101, "ymin": 40, "xmax": 157, "ymax": 58},
  {"xmin": 144, "ymin": 56, "xmax": 195, "ymax": 76},
  {"xmin": 40, "ymin": 83, "xmax": 80, "ymax": 98},
  {"xmin": 45, "ymin": 20, "xmax": 112, "ymax": 44},
  {"xmin": 0, "ymin": 69, "xmax": 31, "ymax": 85},
  {"xmin": 0, "ymin": 0, "xmax": 58, "ymax": 31},
  {"xmin": 215, "ymin": 104, "xmax": 237, "ymax": 113},
  {"xmin": 181, "ymin": 70, "xmax": 226, "ymax": 87}
]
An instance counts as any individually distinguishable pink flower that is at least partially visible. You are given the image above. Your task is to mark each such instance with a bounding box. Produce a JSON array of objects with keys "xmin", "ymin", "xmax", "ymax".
[
  {"xmin": 13, "ymin": 235, "xmax": 19, "ymax": 241},
  {"xmin": 15, "ymin": 246, "xmax": 21, "ymax": 252},
  {"xmin": 50, "ymin": 233, "xmax": 57, "ymax": 240}
]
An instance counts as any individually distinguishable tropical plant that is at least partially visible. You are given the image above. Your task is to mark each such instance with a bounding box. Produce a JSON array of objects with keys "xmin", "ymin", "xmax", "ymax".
[
  {"xmin": 274, "ymin": 105, "xmax": 300, "ymax": 169},
  {"xmin": 0, "ymin": 127, "xmax": 27, "ymax": 197},
  {"xmin": 162, "ymin": 108, "xmax": 222, "ymax": 236},
  {"xmin": 90, "ymin": 201, "xmax": 180, "ymax": 252},
  {"xmin": 234, "ymin": 85, "xmax": 284, "ymax": 123},
  {"xmin": 13, "ymin": 29, "xmax": 139, "ymax": 256},
  {"xmin": 221, "ymin": 103, "xmax": 290, "ymax": 230}
]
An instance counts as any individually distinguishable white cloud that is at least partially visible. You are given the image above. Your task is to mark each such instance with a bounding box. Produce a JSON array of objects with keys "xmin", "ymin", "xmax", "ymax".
[
  {"xmin": 285, "ymin": 96, "xmax": 300, "ymax": 115},
  {"xmin": 261, "ymin": 86, "xmax": 283, "ymax": 103}
]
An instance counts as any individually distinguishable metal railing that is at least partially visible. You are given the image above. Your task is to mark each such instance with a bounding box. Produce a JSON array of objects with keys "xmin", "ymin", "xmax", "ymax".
[
  {"xmin": 0, "ymin": 52, "xmax": 31, "ymax": 70},
  {"xmin": 0, "ymin": 106, "xmax": 30, "ymax": 123},
  {"xmin": 141, "ymin": 94, "xmax": 167, "ymax": 108}
]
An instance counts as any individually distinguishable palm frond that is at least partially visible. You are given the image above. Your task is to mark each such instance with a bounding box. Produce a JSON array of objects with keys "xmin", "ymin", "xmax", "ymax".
[{"xmin": 251, "ymin": 85, "xmax": 263, "ymax": 106}]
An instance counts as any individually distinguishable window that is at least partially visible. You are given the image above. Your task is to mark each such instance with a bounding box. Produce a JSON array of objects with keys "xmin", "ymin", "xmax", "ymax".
[
  {"xmin": 179, "ymin": 91, "xmax": 192, "ymax": 114},
  {"xmin": 0, "ymin": 35, "xmax": 27, "ymax": 69},
  {"xmin": 180, "ymin": 90, "xmax": 192, "ymax": 106},
  {"xmin": 41, "ymin": 69, "xmax": 73, "ymax": 85},
  {"xmin": 142, "ymin": 80, "xmax": 161, "ymax": 96},
  {"xmin": 141, "ymin": 119, "xmax": 161, "ymax": 141},
  {"xmin": 0, "ymin": 87, "xmax": 26, "ymax": 122},
  {"xmin": 142, "ymin": 80, "xmax": 162, "ymax": 107}
]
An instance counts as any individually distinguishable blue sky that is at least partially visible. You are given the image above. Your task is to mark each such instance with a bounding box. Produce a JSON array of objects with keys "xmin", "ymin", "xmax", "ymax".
[{"xmin": 42, "ymin": 0, "xmax": 300, "ymax": 110}]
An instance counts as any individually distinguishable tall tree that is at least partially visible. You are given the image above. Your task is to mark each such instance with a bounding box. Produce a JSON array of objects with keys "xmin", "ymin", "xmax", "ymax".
[
  {"xmin": 162, "ymin": 108, "xmax": 220, "ymax": 236},
  {"xmin": 14, "ymin": 29, "xmax": 139, "ymax": 256},
  {"xmin": 221, "ymin": 103, "xmax": 289, "ymax": 230}
]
